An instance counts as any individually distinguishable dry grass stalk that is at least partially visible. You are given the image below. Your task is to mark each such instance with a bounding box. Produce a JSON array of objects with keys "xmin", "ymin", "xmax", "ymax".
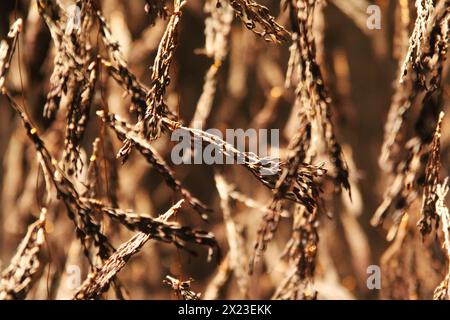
[
  {"xmin": 379, "ymin": 214, "xmax": 420, "ymax": 299},
  {"xmin": 225, "ymin": 0, "xmax": 290, "ymax": 42},
  {"xmin": 38, "ymin": 0, "xmax": 99, "ymax": 175},
  {"xmin": 95, "ymin": 10, "xmax": 149, "ymax": 117},
  {"xmin": 377, "ymin": 110, "xmax": 447, "ymax": 296},
  {"xmin": 399, "ymin": 0, "xmax": 449, "ymax": 84},
  {"xmin": 418, "ymin": 112, "xmax": 444, "ymax": 235},
  {"xmin": 272, "ymin": 205, "xmax": 319, "ymax": 300},
  {"xmin": 83, "ymin": 138, "xmax": 102, "ymax": 199},
  {"xmin": 329, "ymin": 0, "xmax": 372, "ymax": 35},
  {"xmin": 0, "ymin": 98, "xmax": 214, "ymax": 296},
  {"xmin": 0, "ymin": 19, "xmax": 22, "ymax": 90},
  {"xmin": 116, "ymin": 0, "xmax": 184, "ymax": 162},
  {"xmin": 204, "ymin": 253, "xmax": 231, "ymax": 300},
  {"xmin": 74, "ymin": 200, "xmax": 186, "ymax": 299},
  {"xmin": 251, "ymin": 0, "xmax": 349, "ymax": 295},
  {"xmin": 251, "ymin": 121, "xmax": 321, "ymax": 271},
  {"xmin": 433, "ymin": 179, "xmax": 450, "ymax": 300},
  {"xmin": 3, "ymin": 92, "xmax": 114, "ymax": 266},
  {"xmin": 214, "ymin": 172, "xmax": 249, "ymax": 297},
  {"xmin": 145, "ymin": 1, "xmax": 170, "ymax": 25},
  {"xmin": 0, "ymin": 0, "xmax": 449, "ymax": 301},
  {"xmin": 84, "ymin": 198, "xmax": 218, "ymax": 252},
  {"xmin": 36, "ymin": 0, "xmax": 66, "ymax": 120},
  {"xmin": 99, "ymin": 109, "xmax": 325, "ymax": 209},
  {"xmin": 228, "ymin": 188, "xmax": 290, "ymax": 217},
  {"xmin": 288, "ymin": 0, "xmax": 351, "ymax": 195},
  {"xmin": 164, "ymin": 275, "xmax": 201, "ymax": 300},
  {"xmin": 190, "ymin": 0, "xmax": 233, "ymax": 128},
  {"xmin": 0, "ymin": 208, "xmax": 47, "ymax": 300},
  {"xmin": 142, "ymin": 0, "xmax": 185, "ymax": 138},
  {"xmin": 176, "ymin": 120, "xmax": 325, "ymax": 205},
  {"xmin": 373, "ymin": 0, "xmax": 449, "ymax": 232},
  {"xmin": 380, "ymin": 0, "xmax": 449, "ymax": 172}
]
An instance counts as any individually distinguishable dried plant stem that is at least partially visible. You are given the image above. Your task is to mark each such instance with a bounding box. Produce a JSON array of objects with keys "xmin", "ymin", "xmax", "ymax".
[
  {"xmin": 0, "ymin": 208, "xmax": 47, "ymax": 300},
  {"xmin": 97, "ymin": 110, "xmax": 211, "ymax": 221},
  {"xmin": 434, "ymin": 179, "xmax": 450, "ymax": 300},
  {"xmin": 73, "ymin": 200, "xmax": 184, "ymax": 300},
  {"xmin": 225, "ymin": 0, "xmax": 290, "ymax": 42},
  {"xmin": 164, "ymin": 275, "xmax": 201, "ymax": 300},
  {"xmin": 215, "ymin": 172, "xmax": 249, "ymax": 297}
]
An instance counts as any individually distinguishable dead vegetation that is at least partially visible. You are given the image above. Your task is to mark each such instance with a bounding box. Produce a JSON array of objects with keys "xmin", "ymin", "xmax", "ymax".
[{"xmin": 0, "ymin": 0, "xmax": 449, "ymax": 300}]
